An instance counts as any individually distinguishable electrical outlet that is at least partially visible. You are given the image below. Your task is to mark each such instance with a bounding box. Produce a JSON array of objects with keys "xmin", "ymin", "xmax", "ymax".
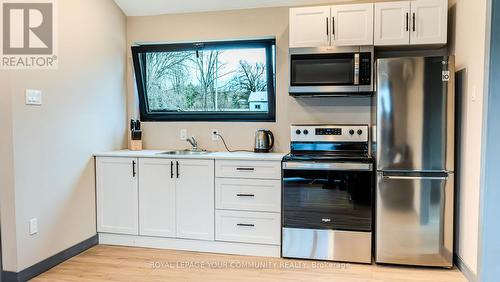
[
  {"xmin": 211, "ymin": 129, "xmax": 219, "ymax": 141},
  {"xmin": 29, "ymin": 218, "xmax": 38, "ymax": 235},
  {"xmin": 180, "ymin": 129, "xmax": 187, "ymax": 141}
]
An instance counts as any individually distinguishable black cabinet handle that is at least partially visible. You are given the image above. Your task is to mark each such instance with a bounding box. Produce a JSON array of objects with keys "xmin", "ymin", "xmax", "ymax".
[
  {"xmin": 332, "ymin": 17, "xmax": 335, "ymax": 37},
  {"xmin": 236, "ymin": 167, "xmax": 254, "ymax": 171},
  {"xmin": 326, "ymin": 17, "xmax": 329, "ymax": 35},
  {"xmin": 176, "ymin": 161, "xmax": 179, "ymax": 178},
  {"xmin": 412, "ymin": 13, "xmax": 416, "ymax": 32},
  {"xmin": 170, "ymin": 161, "xmax": 174, "ymax": 179},
  {"xmin": 132, "ymin": 160, "xmax": 136, "ymax": 177},
  {"xmin": 237, "ymin": 194, "xmax": 255, "ymax": 197},
  {"xmin": 237, "ymin": 223, "xmax": 255, "ymax": 227},
  {"xmin": 406, "ymin": 12, "xmax": 409, "ymax": 31}
]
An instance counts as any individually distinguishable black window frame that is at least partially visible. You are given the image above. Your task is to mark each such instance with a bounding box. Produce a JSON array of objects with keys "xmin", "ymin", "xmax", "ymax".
[{"xmin": 131, "ymin": 39, "xmax": 276, "ymax": 122}]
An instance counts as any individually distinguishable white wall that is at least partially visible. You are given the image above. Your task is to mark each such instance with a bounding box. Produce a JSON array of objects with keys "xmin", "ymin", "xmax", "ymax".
[
  {"xmin": 0, "ymin": 73, "xmax": 18, "ymax": 272},
  {"xmin": 0, "ymin": 0, "xmax": 127, "ymax": 272},
  {"xmin": 126, "ymin": 6, "xmax": 372, "ymax": 153},
  {"xmin": 448, "ymin": 0, "xmax": 489, "ymax": 275}
]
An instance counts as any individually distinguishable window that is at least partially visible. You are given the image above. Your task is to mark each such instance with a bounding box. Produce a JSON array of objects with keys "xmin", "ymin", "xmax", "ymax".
[{"xmin": 131, "ymin": 39, "xmax": 276, "ymax": 122}]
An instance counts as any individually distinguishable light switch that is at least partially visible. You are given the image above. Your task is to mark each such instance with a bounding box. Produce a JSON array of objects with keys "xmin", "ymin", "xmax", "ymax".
[
  {"xmin": 26, "ymin": 89, "xmax": 42, "ymax": 105},
  {"xmin": 29, "ymin": 218, "xmax": 38, "ymax": 235}
]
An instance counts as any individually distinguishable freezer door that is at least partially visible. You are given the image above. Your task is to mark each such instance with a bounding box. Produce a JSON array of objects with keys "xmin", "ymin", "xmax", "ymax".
[
  {"xmin": 375, "ymin": 172, "xmax": 454, "ymax": 267},
  {"xmin": 376, "ymin": 56, "xmax": 455, "ymax": 171}
]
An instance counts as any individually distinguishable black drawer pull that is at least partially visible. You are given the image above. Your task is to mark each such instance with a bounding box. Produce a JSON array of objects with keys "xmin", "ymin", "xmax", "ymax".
[
  {"xmin": 236, "ymin": 194, "xmax": 255, "ymax": 197},
  {"xmin": 236, "ymin": 167, "xmax": 255, "ymax": 171},
  {"xmin": 237, "ymin": 223, "xmax": 255, "ymax": 227}
]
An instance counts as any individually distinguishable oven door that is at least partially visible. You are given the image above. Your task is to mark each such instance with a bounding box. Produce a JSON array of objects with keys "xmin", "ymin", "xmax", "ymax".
[{"xmin": 282, "ymin": 161, "xmax": 373, "ymax": 232}]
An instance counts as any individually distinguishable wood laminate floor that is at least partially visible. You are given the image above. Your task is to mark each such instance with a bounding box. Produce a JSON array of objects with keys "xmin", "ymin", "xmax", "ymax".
[{"xmin": 32, "ymin": 245, "xmax": 466, "ymax": 282}]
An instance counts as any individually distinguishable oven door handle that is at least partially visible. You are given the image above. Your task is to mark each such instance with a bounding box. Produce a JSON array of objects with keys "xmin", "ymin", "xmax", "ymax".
[{"xmin": 282, "ymin": 162, "xmax": 372, "ymax": 171}]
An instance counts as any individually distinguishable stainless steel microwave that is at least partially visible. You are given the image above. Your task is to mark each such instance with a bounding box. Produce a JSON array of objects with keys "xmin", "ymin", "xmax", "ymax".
[{"xmin": 289, "ymin": 47, "xmax": 374, "ymax": 96}]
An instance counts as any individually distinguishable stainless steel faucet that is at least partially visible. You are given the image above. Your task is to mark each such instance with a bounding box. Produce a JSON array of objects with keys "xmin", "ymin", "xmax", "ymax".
[{"xmin": 186, "ymin": 137, "xmax": 198, "ymax": 151}]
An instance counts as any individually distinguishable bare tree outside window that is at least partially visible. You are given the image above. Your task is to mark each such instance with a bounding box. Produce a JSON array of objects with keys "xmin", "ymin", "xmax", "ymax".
[{"xmin": 144, "ymin": 48, "xmax": 269, "ymax": 112}]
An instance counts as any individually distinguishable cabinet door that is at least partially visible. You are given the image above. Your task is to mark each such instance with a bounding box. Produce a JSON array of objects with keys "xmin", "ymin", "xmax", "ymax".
[
  {"xmin": 175, "ymin": 159, "xmax": 215, "ymax": 240},
  {"xmin": 410, "ymin": 0, "xmax": 447, "ymax": 45},
  {"xmin": 138, "ymin": 158, "xmax": 176, "ymax": 237},
  {"xmin": 332, "ymin": 3, "xmax": 374, "ymax": 46},
  {"xmin": 96, "ymin": 157, "xmax": 138, "ymax": 235},
  {"xmin": 289, "ymin": 6, "xmax": 331, "ymax": 48},
  {"xmin": 376, "ymin": 172, "xmax": 453, "ymax": 266},
  {"xmin": 374, "ymin": 1, "xmax": 410, "ymax": 46}
]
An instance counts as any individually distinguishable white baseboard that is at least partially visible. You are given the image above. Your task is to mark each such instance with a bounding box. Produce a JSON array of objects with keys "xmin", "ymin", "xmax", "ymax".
[{"xmin": 98, "ymin": 233, "xmax": 281, "ymax": 258}]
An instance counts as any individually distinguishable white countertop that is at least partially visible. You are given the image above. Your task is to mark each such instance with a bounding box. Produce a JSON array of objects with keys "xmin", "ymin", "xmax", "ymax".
[{"xmin": 94, "ymin": 150, "xmax": 286, "ymax": 161}]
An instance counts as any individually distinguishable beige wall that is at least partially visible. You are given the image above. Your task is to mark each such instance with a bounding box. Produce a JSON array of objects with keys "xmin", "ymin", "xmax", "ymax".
[
  {"xmin": 0, "ymin": 73, "xmax": 18, "ymax": 271},
  {"xmin": 448, "ymin": 0, "xmax": 489, "ymax": 275},
  {"xmin": 126, "ymin": 6, "xmax": 372, "ymax": 153},
  {"xmin": 0, "ymin": 0, "xmax": 127, "ymax": 272}
]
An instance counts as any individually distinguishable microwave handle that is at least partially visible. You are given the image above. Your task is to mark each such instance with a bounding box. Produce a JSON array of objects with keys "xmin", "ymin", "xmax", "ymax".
[{"xmin": 354, "ymin": 53, "xmax": 360, "ymax": 85}]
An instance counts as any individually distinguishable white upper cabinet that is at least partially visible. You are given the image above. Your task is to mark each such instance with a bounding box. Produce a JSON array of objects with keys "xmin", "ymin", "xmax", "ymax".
[
  {"xmin": 289, "ymin": 6, "xmax": 331, "ymax": 48},
  {"xmin": 410, "ymin": 0, "xmax": 448, "ymax": 45},
  {"xmin": 138, "ymin": 158, "xmax": 176, "ymax": 238},
  {"xmin": 175, "ymin": 159, "xmax": 215, "ymax": 241},
  {"xmin": 96, "ymin": 157, "xmax": 139, "ymax": 235},
  {"xmin": 331, "ymin": 3, "xmax": 374, "ymax": 46},
  {"xmin": 291, "ymin": 1, "xmax": 447, "ymax": 47},
  {"xmin": 374, "ymin": 1, "xmax": 411, "ymax": 45}
]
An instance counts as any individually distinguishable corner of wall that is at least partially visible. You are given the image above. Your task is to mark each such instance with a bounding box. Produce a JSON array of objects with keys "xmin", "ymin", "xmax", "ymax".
[{"xmin": 0, "ymin": 71, "xmax": 20, "ymax": 272}]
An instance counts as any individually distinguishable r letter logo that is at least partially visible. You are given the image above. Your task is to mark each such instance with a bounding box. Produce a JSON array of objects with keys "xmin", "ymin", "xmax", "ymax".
[{"xmin": 1, "ymin": 0, "xmax": 58, "ymax": 69}]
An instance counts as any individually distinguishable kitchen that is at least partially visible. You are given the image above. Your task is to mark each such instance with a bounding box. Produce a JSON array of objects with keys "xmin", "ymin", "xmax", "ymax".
[{"xmin": 0, "ymin": 0, "xmax": 498, "ymax": 281}]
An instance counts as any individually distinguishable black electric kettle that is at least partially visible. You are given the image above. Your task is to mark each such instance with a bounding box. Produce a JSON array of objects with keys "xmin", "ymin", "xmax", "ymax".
[{"xmin": 254, "ymin": 129, "xmax": 274, "ymax": 153}]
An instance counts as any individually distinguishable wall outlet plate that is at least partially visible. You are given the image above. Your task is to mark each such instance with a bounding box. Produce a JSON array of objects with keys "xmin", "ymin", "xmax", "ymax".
[
  {"xmin": 211, "ymin": 129, "xmax": 219, "ymax": 141},
  {"xmin": 180, "ymin": 129, "xmax": 187, "ymax": 141}
]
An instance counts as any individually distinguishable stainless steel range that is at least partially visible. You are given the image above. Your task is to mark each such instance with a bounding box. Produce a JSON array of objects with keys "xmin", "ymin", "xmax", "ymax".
[{"xmin": 281, "ymin": 124, "xmax": 373, "ymax": 264}]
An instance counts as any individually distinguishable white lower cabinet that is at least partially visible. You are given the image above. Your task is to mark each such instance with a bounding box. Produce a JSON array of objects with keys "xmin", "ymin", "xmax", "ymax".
[
  {"xmin": 98, "ymin": 157, "xmax": 214, "ymax": 240},
  {"xmin": 138, "ymin": 158, "xmax": 176, "ymax": 237},
  {"xmin": 96, "ymin": 157, "xmax": 139, "ymax": 235},
  {"xmin": 214, "ymin": 160, "xmax": 281, "ymax": 246},
  {"xmin": 215, "ymin": 160, "xmax": 281, "ymax": 179},
  {"xmin": 215, "ymin": 178, "xmax": 281, "ymax": 212},
  {"xmin": 215, "ymin": 210, "xmax": 281, "ymax": 245},
  {"xmin": 175, "ymin": 159, "xmax": 215, "ymax": 240},
  {"xmin": 96, "ymin": 156, "xmax": 281, "ymax": 256}
]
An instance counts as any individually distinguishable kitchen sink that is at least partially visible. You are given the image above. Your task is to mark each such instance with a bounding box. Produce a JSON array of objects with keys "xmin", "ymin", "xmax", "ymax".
[{"xmin": 157, "ymin": 150, "xmax": 210, "ymax": 155}]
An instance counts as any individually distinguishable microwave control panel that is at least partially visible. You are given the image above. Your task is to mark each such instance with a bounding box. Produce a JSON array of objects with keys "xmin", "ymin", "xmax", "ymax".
[{"xmin": 359, "ymin": 53, "xmax": 371, "ymax": 85}]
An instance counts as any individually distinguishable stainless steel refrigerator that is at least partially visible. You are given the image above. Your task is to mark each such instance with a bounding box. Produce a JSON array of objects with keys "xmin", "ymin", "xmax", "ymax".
[{"xmin": 375, "ymin": 56, "xmax": 454, "ymax": 268}]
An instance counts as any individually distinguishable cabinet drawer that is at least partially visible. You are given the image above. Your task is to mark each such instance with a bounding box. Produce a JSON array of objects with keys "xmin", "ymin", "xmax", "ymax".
[
  {"xmin": 215, "ymin": 160, "xmax": 281, "ymax": 179},
  {"xmin": 215, "ymin": 210, "xmax": 280, "ymax": 245},
  {"xmin": 215, "ymin": 178, "xmax": 281, "ymax": 212}
]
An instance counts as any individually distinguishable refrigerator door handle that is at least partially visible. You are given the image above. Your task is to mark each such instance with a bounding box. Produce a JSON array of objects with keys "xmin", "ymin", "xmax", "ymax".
[{"xmin": 382, "ymin": 175, "xmax": 448, "ymax": 180}]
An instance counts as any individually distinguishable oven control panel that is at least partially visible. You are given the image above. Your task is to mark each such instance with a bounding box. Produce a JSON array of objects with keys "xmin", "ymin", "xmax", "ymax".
[{"xmin": 291, "ymin": 125, "xmax": 369, "ymax": 142}]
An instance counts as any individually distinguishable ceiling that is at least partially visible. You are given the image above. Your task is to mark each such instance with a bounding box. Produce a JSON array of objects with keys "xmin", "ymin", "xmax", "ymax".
[{"xmin": 113, "ymin": 0, "xmax": 350, "ymax": 16}]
